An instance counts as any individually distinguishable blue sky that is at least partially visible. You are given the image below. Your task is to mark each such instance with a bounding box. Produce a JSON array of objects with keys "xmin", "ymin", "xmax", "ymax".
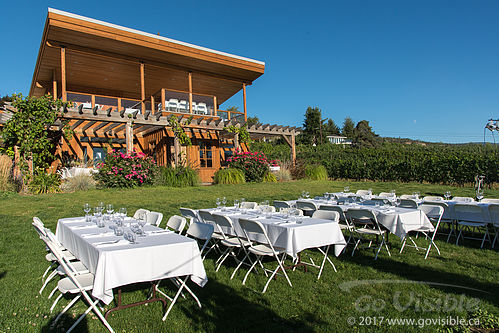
[{"xmin": 1, "ymin": 0, "xmax": 498, "ymax": 143}]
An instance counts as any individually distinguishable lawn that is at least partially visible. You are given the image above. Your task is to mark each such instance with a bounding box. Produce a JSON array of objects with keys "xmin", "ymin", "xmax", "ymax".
[{"xmin": 0, "ymin": 180, "xmax": 498, "ymax": 332}]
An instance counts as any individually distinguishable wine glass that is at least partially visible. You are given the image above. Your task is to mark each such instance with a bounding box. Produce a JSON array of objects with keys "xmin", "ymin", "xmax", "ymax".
[
  {"xmin": 301, "ymin": 190, "xmax": 306, "ymax": 199},
  {"xmin": 368, "ymin": 188, "xmax": 373, "ymax": 196},
  {"xmin": 106, "ymin": 204, "xmax": 114, "ymax": 215},
  {"xmin": 234, "ymin": 199, "xmax": 240, "ymax": 211},
  {"xmin": 216, "ymin": 198, "xmax": 221, "ymax": 209},
  {"xmin": 477, "ymin": 190, "xmax": 484, "ymax": 202},
  {"xmin": 83, "ymin": 203, "xmax": 91, "ymax": 215},
  {"xmin": 119, "ymin": 207, "xmax": 127, "ymax": 217},
  {"xmin": 305, "ymin": 192, "xmax": 310, "ymax": 199},
  {"xmin": 221, "ymin": 197, "xmax": 227, "ymax": 211},
  {"xmin": 344, "ymin": 186, "xmax": 350, "ymax": 193},
  {"xmin": 444, "ymin": 191, "xmax": 451, "ymax": 201},
  {"xmin": 137, "ymin": 215, "xmax": 147, "ymax": 236},
  {"xmin": 395, "ymin": 198, "xmax": 401, "ymax": 207},
  {"xmin": 93, "ymin": 206, "xmax": 102, "ymax": 218}
]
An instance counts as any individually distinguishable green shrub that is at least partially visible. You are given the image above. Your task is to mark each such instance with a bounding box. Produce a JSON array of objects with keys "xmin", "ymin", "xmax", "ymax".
[
  {"xmin": 213, "ymin": 168, "xmax": 245, "ymax": 184},
  {"xmin": 95, "ymin": 150, "xmax": 157, "ymax": 188},
  {"xmin": 29, "ymin": 172, "xmax": 61, "ymax": 194},
  {"xmin": 228, "ymin": 150, "xmax": 270, "ymax": 182},
  {"xmin": 274, "ymin": 168, "xmax": 292, "ymax": 182},
  {"xmin": 155, "ymin": 165, "xmax": 199, "ymax": 187},
  {"xmin": 0, "ymin": 154, "xmax": 14, "ymax": 191},
  {"xmin": 305, "ymin": 164, "xmax": 328, "ymax": 180},
  {"xmin": 61, "ymin": 174, "xmax": 96, "ymax": 192},
  {"xmin": 263, "ymin": 172, "xmax": 277, "ymax": 182}
]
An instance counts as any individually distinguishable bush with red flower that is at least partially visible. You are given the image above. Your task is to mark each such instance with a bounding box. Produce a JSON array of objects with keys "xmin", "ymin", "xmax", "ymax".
[
  {"xmin": 227, "ymin": 150, "xmax": 275, "ymax": 182},
  {"xmin": 94, "ymin": 150, "xmax": 158, "ymax": 188}
]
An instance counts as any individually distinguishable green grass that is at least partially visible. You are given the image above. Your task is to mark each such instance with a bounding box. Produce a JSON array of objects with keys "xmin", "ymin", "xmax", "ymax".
[{"xmin": 0, "ymin": 180, "xmax": 498, "ymax": 332}]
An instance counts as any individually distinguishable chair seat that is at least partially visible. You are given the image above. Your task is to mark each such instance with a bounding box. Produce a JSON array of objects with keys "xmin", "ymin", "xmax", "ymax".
[
  {"xmin": 457, "ymin": 221, "xmax": 488, "ymax": 227},
  {"xmin": 46, "ymin": 250, "xmax": 75, "ymax": 262},
  {"xmin": 339, "ymin": 224, "xmax": 349, "ymax": 230},
  {"xmin": 212, "ymin": 232, "xmax": 224, "ymax": 240},
  {"xmin": 58, "ymin": 273, "xmax": 95, "ymax": 294},
  {"xmin": 355, "ymin": 228, "xmax": 386, "ymax": 235},
  {"xmin": 221, "ymin": 237, "xmax": 250, "ymax": 248},
  {"xmin": 56, "ymin": 261, "xmax": 89, "ymax": 275},
  {"xmin": 248, "ymin": 244, "xmax": 285, "ymax": 256}
]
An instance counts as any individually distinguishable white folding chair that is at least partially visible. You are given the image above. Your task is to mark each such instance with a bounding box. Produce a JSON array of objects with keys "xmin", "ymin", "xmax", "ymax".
[
  {"xmin": 488, "ymin": 204, "xmax": 499, "ymax": 248},
  {"xmin": 40, "ymin": 236, "xmax": 114, "ymax": 332},
  {"xmin": 259, "ymin": 205, "xmax": 276, "ymax": 213},
  {"xmin": 212, "ymin": 214, "xmax": 250, "ymax": 273},
  {"xmin": 399, "ymin": 199, "xmax": 418, "ymax": 209},
  {"xmin": 378, "ymin": 192, "xmax": 392, "ymax": 198},
  {"xmin": 133, "ymin": 208, "xmax": 150, "ymax": 219},
  {"xmin": 346, "ymin": 208, "xmax": 391, "ymax": 260},
  {"xmin": 165, "ymin": 215, "xmax": 187, "ymax": 234},
  {"xmin": 356, "ymin": 190, "xmax": 370, "ymax": 196},
  {"xmin": 453, "ymin": 197, "xmax": 475, "ymax": 203},
  {"xmin": 423, "ymin": 201, "xmax": 454, "ymax": 242},
  {"xmin": 400, "ymin": 204, "xmax": 443, "ymax": 259},
  {"xmin": 423, "ymin": 196, "xmax": 444, "ymax": 201},
  {"xmin": 179, "ymin": 207, "xmax": 200, "ymax": 227},
  {"xmin": 296, "ymin": 200, "xmax": 318, "ymax": 217},
  {"xmin": 455, "ymin": 204, "xmax": 490, "ymax": 248},
  {"xmin": 273, "ymin": 200, "xmax": 292, "ymax": 211},
  {"xmin": 399, "ymin": 194, "xmax": 414, "ymax": 199},
  {"xmin": 146, "ymin": 211, "xmax": 163, "ymax": 227},
  {"xmin": 237, "ymin": 218, "xmax": 292, "ymax": 293},
  {"xmin": 198, "ymin": 210, "xmax": 224, "ymax": 258},
  {"xmin": 481, "ymin": 198, "xmax": 499, "ymax": 204},
  {"xmin": 178, "ymin": 100, "xmax": 188, "ymax": 113},
  {"xmin": 240, "ymin": 201, "xmax": 258, "ymax": 209},
  {"xmin": 311, "ymin": 210, "xmax": 340, "ymax": 279}
]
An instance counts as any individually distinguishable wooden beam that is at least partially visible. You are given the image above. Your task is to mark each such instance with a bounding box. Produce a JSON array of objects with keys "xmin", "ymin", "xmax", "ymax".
[
  {"xmin": 213, "ymin": 96, "xmax": 217, "ymax": 117},
  {"xmin": 91, "ymin": 121, "xmax": 109, "ymax": 133},
  {"xmin": 291, "ymin": 133, "xmax": 296, "ymax": 166},
  {"xmin": 242, "ymin": 83, "xmax": 247, "ymax": 121},
  {"xmin": 188, "ymin": 72, "xmax": 193, "ymax": 114},
  {"xmin": 126, "ymin": 121, "xmax": 133, "ymax": 153},
  {"xmin": 100, "ymin": 122, "xmax": 121, "ymax": 134},
  {"xmin": 173, "ymin": 136, "xmax": 180, "ymax": 167},
  {"xmin": 140, "ymin": 62, "xmax": 145, "ymax": 113},
  {"xmin": 91, "ymin": 95, "xmax": 95, "ymax": 108},
  {"xmin": 82, "ymin": 121, "xmax": 97, "ymax": 132},
  {"xmin": 52, "ymin": 69, "xmax": 57, "ymax": 100},
  {"xmin": 151, "ymin": 95, "xmax": 155, "ymax": 113},
  {"xmin": 161, "ymin": 88, "xmax": 166, "ymax": 111},
  {"xmin": 113, "ymin": 123, "xmax": 126, "ymax": 134},
  {"xmin": 117, "ymin": 98, "xmax": 121, "ymax": 111},
  {"xmin": 71, "ymin": 119, "xmax": 84, "ymax": 130},
  {"xmin": 60, "ymin": 47, "xmax": 67, "ymax": 101}
]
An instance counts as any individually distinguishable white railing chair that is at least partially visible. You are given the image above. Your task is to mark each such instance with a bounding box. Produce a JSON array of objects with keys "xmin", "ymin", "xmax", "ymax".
[
  {"xmin": 146, "ymin": 211, "xmax": 163, "ymax": 227},
  {"xmin": 345, "ymin": 208, "xmax": 391, "ymax": 260},
  {"xmin": 238, "ymin": 218, "xmax": 292, "ymax": 293},
  {"xmin": 165, "ymin": 215, "xmax": 187, "ymax": 234},
  {"xmin": 40, "ymin": 236, "xmax": 114, "ymax": 332},
  {"xmin": 168, "ymin": 98, "xmax": 179, "ymax": 111},
  {"xmin": 455, "ymin": 204, "xmax": 490, "ymax": 248},
  {"xmin": 400, "ymin": 204, "xmax": 443, "ymax": 259},
  {"xmin": 295, "ymin": 200, "xmax": 318, "ymax": 217}
]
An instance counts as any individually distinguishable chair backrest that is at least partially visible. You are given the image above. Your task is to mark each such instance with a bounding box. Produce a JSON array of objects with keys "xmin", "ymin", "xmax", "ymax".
[
  {"xmin": 238, "ymin": 218, "xmax": 275, "ymax": 251},
  {"xmin": 180, "ymin": 207, "xmax": 200, "ymax": 225},
  {"xmin": 240, "ymin": 202, "xmax": 257, "ymax": 209},
  {"xmin": 212, "ymin": 214, "xmax": 239, "ymax": 241},
  {"xmin": 488, "ymin": 204, "xmax": 499, "ymax": 226},
  {"xmin": 198, "ymin": 210, "xmax": 215, "ymax": 224},
  {"xmin": 318, "ymin": 205, "xmax": 346, "ymax": 220},
  {"xmin": 418, "ymin": 204, "xmax": 444, "ymax": 222},
  {"xmin": 356, "ymin": 190, "xmax": 370, "ymax": 196},
  {"xmin": 452, "ymin": 197, "xmax": 474, "ymax": 203},
  {"xmin": 295, "ymin": 200, "xmax": 318, "ymax": 212},
  {"xmin": 186, "ymin": 222, "xmax": 214, "ymax": 253},
  {"xmin": 399, "ymin": 199, "xmax": 418, "ymax": 209},
  {"xmin": 378, "ymin": 192, "xmax": 392, "ymax": 198},
  {"xmin": 273, "ymin": 200, "xmax": 291, "ymax": 210},
  {"xmin": 312, "ymin": 210, "xmax": 339, "ymax": 222},
  {"xmin": 399, "ymin": 194, "xmax": 414, "ymax": 199},
  {"xmin": 133, "ymin": 208, "xmax": 150, "ymax": 219},
  {"xmin": 481, "ymin": 198, "xmax": 499, "ymax": 204},
  {"xmin": 363, "ymin": 198, "xmax": 390, "ymax": 206},
  {"xmin": 454, "ymin": 204, "xmax": 485, "ymax": 223},
  {"xmin": 279, "ymin": 208, "xmax": 304, "ymax": 216},
  {"xmin": 32, "ymin": 217, "xmax": 47, "ymax": 237},
  {"xmin": 259, "ymin": 205, "xmax": 276, "ymax": 213},
  {"xmin": 345, "ymin": 208, "xmax": 379, "ymax": 230},
  {"xmin": 423, "ymin": 196, "xmax": 444, "ymax": 202},
  {"xmin": 166, "ymin": 215, "xmax": 187, "ymax": 233},
  {"xmin": 146, "ymin": 211, "xmax": 163, "ymax": 227}
]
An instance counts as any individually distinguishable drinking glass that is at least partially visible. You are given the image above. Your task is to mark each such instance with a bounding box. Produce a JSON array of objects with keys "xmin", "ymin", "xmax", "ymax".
[
  {"xmin": 395, "ymin": 198, "xmax": 401, "ymax": 207},
  {"xmin": 83, "ymin": 203, "xmax": 91, "ymax": 215},
  {"xmin": 301, "ymin": 190, "xmax": 306, "ymax": 199},
  {"xmin": 234, "ymin": 199, "xmax": 240, "ymax": 211},
  {"xmin": 96, "ymin": 218, "xmax": 105, "ymax": 228},
  {"xmin": 222, "ymin": 197, "xmax": 227, "ymax": 206},
  {"xmin": 368, "ymin": 188, "xmax": 373, "ymax": 196},
  {"xmin": 119, "ymin": 207, "xmax": 127, "ymax": 218},
  {"xmin": 114, "ymin": 227, "xmax": 124, "ymax": 236},
  {"xmin": 216, "ymin": 198, "xmax": 221, "ymax": 209},
  {"xmin": 125, "ymin": 231, "xmax": 137, "ymax": 244},
  {"xmin": 375, "ymin": 201, "xmax": 380, "ymax": 208},
  {"xmin": 106, "ymin": 204, "xmax": 114, "ymax": 215},
  {"xmin": 137, "ymin": 217, "xmax": 147, "ymax": 236},
  {"xmin": 477, "ymin": 190, "xmax": 484, "ymax": 202},
  {"xmin": 344, "ymin": 186, "xmax": 350, "ymax": 193},
  {"xmin": 93, "ymin": 207, "xmax": 102, "ymax": 218},
  {"xmin": 444, "ymin": 191, "xmax": 451, "ymax": 200}
]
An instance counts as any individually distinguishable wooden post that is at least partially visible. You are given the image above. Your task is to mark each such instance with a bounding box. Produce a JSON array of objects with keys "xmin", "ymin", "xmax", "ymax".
[
  {"xmin": 60, "ymin": 47, "xmax": 67, "ymax": 102},
  {"xmin": 161, "ymin": 88, "xmax": 166, "ymax": 111},
  {"xmin": 234, "ymin": 133, "xmax": 240, "ymax": 151},
  {"xmin": 140, "ymin": 62, "xmax": 145, "ymax": 113},
  {"xmin": 188, "ymin": 72, "xmax": 193, "ymax": 114},
  {"xmin": 52, "ymin": 69, "xmax": 57, "ymax": 100},
  {"xmin": 125, "ymin": 121, "xmax": 134, "ymax": 153},
  {"xmin": 91, "ymin": 95, "xmax": 95, "ymax": 108},
  {"xmin": 173, "ymin": 136, "xmax": 180, "ymax": 167},
  {"xmin": 242, "ymin": 83, "xmax": 247, "ymax": 121},
  {"xmin": 213, "ymin": 96, "xmax": 217, "ymax": 117},
  {"xmin": 291, "ymin": 133, "xmax": 296, "ymax": 166},
  {"xmin": 151, "ymin": 95, "xmax": 155, "ymax": 113},
  {"xmin": 118, "ymin": 98, "xmax": 121, "ymax": 111}
]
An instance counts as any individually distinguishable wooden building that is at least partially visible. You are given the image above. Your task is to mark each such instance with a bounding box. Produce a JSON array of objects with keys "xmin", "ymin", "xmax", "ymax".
[{"xmin": 26, "ymin": 8, "xmax": 299, "ymax": 182}]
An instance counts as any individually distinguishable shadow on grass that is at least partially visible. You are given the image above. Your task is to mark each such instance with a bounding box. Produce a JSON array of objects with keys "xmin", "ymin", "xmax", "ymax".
[
  {"xmin": 174, "ymin": 279, "xmax": 322, "ymax": 332},
  {"xmin": 342, "ymin": 253, "xmax": 499, "ymax": 308},
  {"xmin": 41, "ymin": 313, "xmax": 89, "ymax": 333},
  {"xmin": 0, "ymin": 271, "xmax": 6, "ymax": 280}
]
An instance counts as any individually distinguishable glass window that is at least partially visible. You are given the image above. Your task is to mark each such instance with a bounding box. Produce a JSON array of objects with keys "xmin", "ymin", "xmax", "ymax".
[
  {"xmin": 93, "ymin": 147, "xmax": 107, "ymax": 166},
  {"xmin": 199, "ymin": 143, "xmax": 212, "ymax": 168}
]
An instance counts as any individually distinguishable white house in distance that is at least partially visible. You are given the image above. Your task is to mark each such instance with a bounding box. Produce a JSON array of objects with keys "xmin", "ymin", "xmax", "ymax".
[{"xmin": 326, "ymin": 135, "xmax": 352, "ymax": 145}]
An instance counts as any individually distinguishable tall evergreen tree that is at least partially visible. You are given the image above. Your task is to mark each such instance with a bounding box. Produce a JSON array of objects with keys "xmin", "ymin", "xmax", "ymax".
[
  {"xmin": 323, "ymin": 119, "xmax": 340, "ymax": 137},
  {"xmin": 354, "ymin": 120, "xmax": 379, "ymax": 146},
  {"xmin": 342, "ymin": 117, "xmax": 355, "ymax": 138},
  {"xmin": 300, "ymin": 107, "xmax": 322, "ymax": 145}
]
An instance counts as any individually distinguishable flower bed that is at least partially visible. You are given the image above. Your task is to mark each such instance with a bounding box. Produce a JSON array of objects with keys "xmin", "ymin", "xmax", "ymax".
[{"xmin": 227, "ymin": 150, "xmax": 278, "ymax": 182}]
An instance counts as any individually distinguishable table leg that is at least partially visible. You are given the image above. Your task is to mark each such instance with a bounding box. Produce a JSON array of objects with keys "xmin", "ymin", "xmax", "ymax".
[{"xmin": 105, "ymin": 283, "xmax": 168, "ymax": 319}]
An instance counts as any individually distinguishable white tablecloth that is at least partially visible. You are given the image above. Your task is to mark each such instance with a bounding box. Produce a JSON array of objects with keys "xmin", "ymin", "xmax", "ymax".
[
  {"xmin": 423, "ymin": 200, "xmax": 493, "ymax": 224},
  {"xmin": 287, "ymin": 200, "xmax": 434, "ymax": 240},
  {"xmin": 199, "ymin": 208, "xmax": 346, "ymax": 257},
  {"xmin": 56, "ymin": 217, "xmax": 207, "ymax": 304}
]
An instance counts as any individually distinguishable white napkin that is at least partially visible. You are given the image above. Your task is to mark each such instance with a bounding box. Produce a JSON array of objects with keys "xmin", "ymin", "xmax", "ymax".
[{"xmin": 146, "ymin": 230, "xmax": 172, "ymax": 236}]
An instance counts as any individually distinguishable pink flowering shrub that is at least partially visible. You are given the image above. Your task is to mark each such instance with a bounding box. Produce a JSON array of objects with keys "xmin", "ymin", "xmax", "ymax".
[
  {"xmin": 94, "ymin": 150, "xmax": 157, "ymax": 188},
  {"xmin": 227, "ymin": 150, "xmax": 272, "ymax": 182}
]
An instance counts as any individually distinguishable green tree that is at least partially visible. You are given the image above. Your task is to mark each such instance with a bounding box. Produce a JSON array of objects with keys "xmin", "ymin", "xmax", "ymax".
[
  {"xmin": 246, "ymin": 116, "xmax": 260, "ymax": 127},
  {"xmin": 0, "ymin": 95, "xmax": 13, "ymax": 107},
  {"xmin": 342, "ymin": 117, "xmax": 355, "ymax": 138},
  {"xmin": 323, "ymin": 119, "xmax": 341, "ymax": 137},
  {"xmin": 353, "ymin": 120, "xmax": 379, "ymax": 147},
  {"xmin": 300, "ymin": 107, "xmax": 323, "ymax": 145}
]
